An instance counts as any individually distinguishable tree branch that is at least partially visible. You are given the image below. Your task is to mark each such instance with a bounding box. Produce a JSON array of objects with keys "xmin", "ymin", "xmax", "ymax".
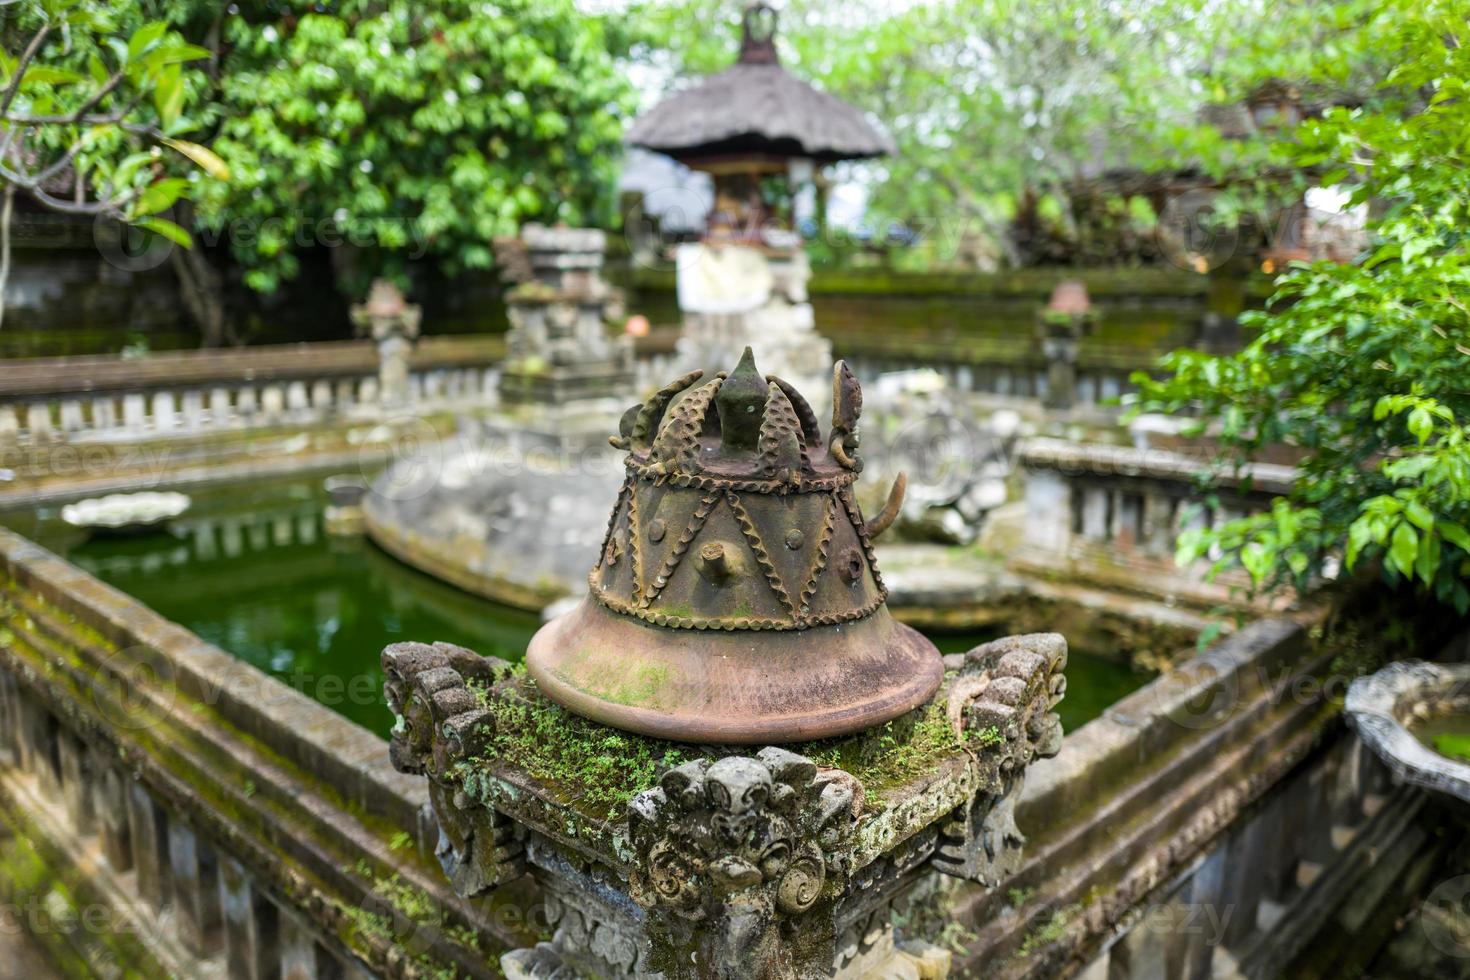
[{"xmin": 0, "ymin": 24, "xmax": 52, "ymax": 118}]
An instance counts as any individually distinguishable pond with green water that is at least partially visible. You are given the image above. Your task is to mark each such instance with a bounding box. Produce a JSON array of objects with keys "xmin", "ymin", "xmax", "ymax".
[
  {"xmin": 2, "ymin": 475, "xmax": 1151, "ymax": 737},
  {"xmin": 1413, "ymin": 714, "xmax": 1470, "ymax": 764}
]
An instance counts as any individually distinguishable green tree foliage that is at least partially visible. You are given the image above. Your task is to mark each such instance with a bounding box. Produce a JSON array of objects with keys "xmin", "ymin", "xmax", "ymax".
[
  {"xmin": 625, "ymin": 0, "xmax": 1256, "ymax": 263},
  {"xmin": 0, "ymin": 0, "xmax": 220, "ymax": 329},
  {"xmin": 0, "ymin": 0, "xmax": 218, "ymax": 239},
  {"xmin": 194, "ymin": 1, "xmax": 633, "ymax": 297},
  {"xmin": 1131, "ymin": 0, "xmax": 1470, "ymax": 612}
]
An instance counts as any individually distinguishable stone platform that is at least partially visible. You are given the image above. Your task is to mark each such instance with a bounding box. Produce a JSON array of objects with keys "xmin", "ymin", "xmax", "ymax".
[{"xmin": 363, "ymin": 426, "xmax": 623, "ymax": 612}]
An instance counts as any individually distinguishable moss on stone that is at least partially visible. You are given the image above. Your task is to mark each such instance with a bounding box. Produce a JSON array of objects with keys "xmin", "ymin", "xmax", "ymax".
[
  {"xmin": 1017, "ymin": 903, "xmax": 1080, "ymax": 959},
  {"xmin": 465, "ymin": 675, "xmax": 997, "ymax": 822},
  {"xmin": 467, "ymin": 677, "xmax": 692, "ymax": 820}
]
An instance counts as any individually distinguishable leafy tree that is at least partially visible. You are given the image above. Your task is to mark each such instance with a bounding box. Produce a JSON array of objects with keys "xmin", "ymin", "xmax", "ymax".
[
  {"xmin": 624, "ymin": 0, "xmax": 1260, "ymax": 265},
  {"xmin": 1131, "ymin": 0, "xmax": 1470, "ymax": 613},
  {"xmin": 193, "ymin": 0, "xmax": 633, "ymax": 306},
  {"xmin": 0, "ymin": 0, "xmax": 221, "ymax": 328}
]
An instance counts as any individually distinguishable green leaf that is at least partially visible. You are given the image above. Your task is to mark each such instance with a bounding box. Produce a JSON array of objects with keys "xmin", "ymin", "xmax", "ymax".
[
  {"xmin": 143, "ymin": 43, "xmax": 212, "ymax": 69},
  {"xmin": 1405, "ymin": 500, "xmax": 1435, "ymax": 532},
  {"xmin": 1440, "ymin": 522, "xmax": 1470, "ymax": 552},
  {"xmin": 21, "ymin": 66, "xmax": 86, "ymax": 87},
  {"xmin": 153, "ymin": 65, "xmax": 183, "ymax": 126},
  {"xmin": 1389, "ymin": 521, "xmax": 1418, "ymax": 579},
  {"xmin": 1407, "ymin": 406, "xmax": 1433, "ymax": 443},
  {"xmin": 136, "ymin": 216, "xmax": 193, "ymax": 249},
  {"xmin": 162, "ymin": 138, "xmax": 230, "ymax": 180},
  {"xmin": 127, "ymin": 21, "xmax": 170, "ymax": 63},
  {"xmin": 132, "ymin": 178, "xmax": 190, "ymax": 218},
  {"xmin": 108, "ymin": 151, "xmax": 154, "ymax": 190}
]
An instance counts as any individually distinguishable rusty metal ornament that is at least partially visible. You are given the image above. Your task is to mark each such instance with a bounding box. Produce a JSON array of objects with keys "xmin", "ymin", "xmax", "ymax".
[{"xmin": 526, "ymin": 348, "xmax": 943, "ymax": 744}]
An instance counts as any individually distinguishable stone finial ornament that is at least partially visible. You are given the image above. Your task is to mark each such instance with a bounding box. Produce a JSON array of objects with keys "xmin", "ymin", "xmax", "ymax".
[{"xmin": 526, "ymin": 349, "xmax": 942, "ymax": 744}]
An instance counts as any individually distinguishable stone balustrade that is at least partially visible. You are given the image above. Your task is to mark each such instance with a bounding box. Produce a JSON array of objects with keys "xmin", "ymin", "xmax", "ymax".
[
  {"xmin": 1014, "ymin": 437, "xmax": 1297, "ymax": 603},
  {"xmin": 0, "ymin": 526, "xmax": 522, "ymax": 978},
  {"xmin": 1074, "ymin": 730, "xmax": 1414, "ymax": 979},
  {"xmin": 0, "ymin": 336, "xmax": 507, "ymax": 444},
  {"xmin": 839, "ymin": 352, "xmax": 1136, "ymax": 408},
  {"xmin": 0, "ymin": 512, "xmax": 1438, "ymax": 978}
]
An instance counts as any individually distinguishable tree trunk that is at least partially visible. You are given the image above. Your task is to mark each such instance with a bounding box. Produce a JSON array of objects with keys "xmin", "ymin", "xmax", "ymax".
[
  {"xmin": 0, "ymin": 185, "xmax": 13, "ymax": 333},
  {"xmin": 169, "ymin": 203, "xmax": 232, "ymax": 347}
]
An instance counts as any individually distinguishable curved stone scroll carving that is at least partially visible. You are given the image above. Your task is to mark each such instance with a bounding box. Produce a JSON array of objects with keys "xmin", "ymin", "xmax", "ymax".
[
  {"xmin": 932, "ymin": 632, "xmax": 1067, "ymax": 885},
  {"xmin": 382, "ymin": 641, "xmax": 526, "ymax": 894},
  {"xmin": 626, "ymin": 747, "xmax": 860, "ymax": 978}
]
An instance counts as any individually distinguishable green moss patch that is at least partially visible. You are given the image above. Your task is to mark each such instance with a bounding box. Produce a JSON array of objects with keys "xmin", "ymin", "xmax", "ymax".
[
  {"xmin": 465, "ymin": 675, "xmax": 995, "ymax": 822},
  {"xmin": 468, "ymin": 676, "xmax": 693, "ymax": 821},
  {"xmin": 1434, "ymin": 732, "xmax": 1470, "ymax": 762}
]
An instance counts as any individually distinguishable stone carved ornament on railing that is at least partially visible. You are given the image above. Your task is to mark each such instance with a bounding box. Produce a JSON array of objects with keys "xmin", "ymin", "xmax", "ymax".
[
  {"xmin": 381, "ymin": 632, "xmax": 1066, "ymax": 980},
  {"xmin": 936, "ymin": 633, "xmax": 1067, "ymax": 885}
]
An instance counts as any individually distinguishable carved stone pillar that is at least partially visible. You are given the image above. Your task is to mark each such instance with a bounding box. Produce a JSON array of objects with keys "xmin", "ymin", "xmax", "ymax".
[
  {"xmin": 350, "ymin": 279, "xmax": 422, "ymax": 410},
  {"xmin": 1037, "ymin": 280, "xmax": 1095, "ymax": 411},
  {"xmin": 494, "ymin": 225, "xmax": 634, "ymax": 406}
]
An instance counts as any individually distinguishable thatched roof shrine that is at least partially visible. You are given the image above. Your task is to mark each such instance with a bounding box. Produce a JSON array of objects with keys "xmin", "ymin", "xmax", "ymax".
[{"xmin": 625, "ymin": 3, "xmax": 894, "ymax": 167}]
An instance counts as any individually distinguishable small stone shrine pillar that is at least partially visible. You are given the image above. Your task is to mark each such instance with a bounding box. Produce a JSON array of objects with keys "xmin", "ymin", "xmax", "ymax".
[
  {"xmin": 494, "ymin": 224, "xmax": 634, "ymax": 406},
  {"xmin": 1037, "ymin": 280, "xmax": 1096, "ymax": 411},
  {"xmin": 383, "ymin": 353, "xmax": 1068, "ymax": 979},
  {"xmin": 351, "ymin": 279, "xmax": 422, "ymax": 409},
  {"xmin": 626, "ymin": 3, "xmax": 893, "ymax": 393}
]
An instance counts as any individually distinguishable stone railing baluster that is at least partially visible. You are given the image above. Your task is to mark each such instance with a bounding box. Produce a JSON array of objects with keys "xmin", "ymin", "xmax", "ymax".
[
  {"xmin": 180, "ymin": 389, "xmax": 205, "ymax": 430},
  {"xmin": 220, "ymin": 854, "xmax": 280, "ymax": 980},
  {"xmin": 261, "ymin": 383, "xmax": 286, "ymax": 423},
  {"xmin": 56, "ymin": 729, "xmax": 95, "ymax": 835},
  {"xmin": 207, "ymin": 386, "xmax": 232, "ymax": 426},
  {"xmin": 286, "ymin": 380, "xmax": 311, "ymax": 421},
  {"xmin": 236, "ymin": 383, "xmax": 258, "ymax": 420},
  {"xmin": 310, "ymin": 379, "xmax": 334, "ymax": 416},
  {"xmin": 152, "ymin": 390, "xmax": 178, "ymax": 433},
  {"xmin": 168, "ymin": 818, "xmax": 224, "ymax": 955},
  {"xmin": 128, "ymin": 780, "xmax": 173, "ymax": 908},
  {"xmin": 0, "ymin": 404, "xmax": 18, "ymax": 440},
  {"xmin": 25, "ymin": 402, "xmax": 52, "ymax": 440},
  {"xmin": 94, "ymin": 764, "xmax": 134, "ymax": 872},
  {"xmin": 58, "ymin": 398, "xmax": 85, "ymax": 434},
  {"xmin": 279, "ymin": 911, "xmax": 327, "ymax": 980}
]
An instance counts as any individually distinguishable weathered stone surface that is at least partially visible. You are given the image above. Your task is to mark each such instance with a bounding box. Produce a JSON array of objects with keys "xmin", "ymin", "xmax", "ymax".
[
  {"xmin": 382, "ymin": 631, "xmax": 1067, "ymax": 979},
  {"xmin": 363, "ymin": 432, "xmax": 624, "ymax": 611},
  {"xmin": 1347, "ymin": 660, "xmax": 1470, "ymax": 803},
  {"xmin": 0, "ymin": 527, "xmax": 517, "ymax": 977}
]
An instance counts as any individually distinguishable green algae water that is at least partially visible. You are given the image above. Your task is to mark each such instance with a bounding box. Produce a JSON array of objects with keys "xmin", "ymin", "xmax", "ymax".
[
  {"xmin": 1413, "ymin": 714, "xmax": 1470, "ymax": 763},
  {"xmin": 2, "ymin": 474, "xmax": 1148, "ymax": 738},
  {"xmin": 2, "ymin": 475, "xmax": 541, "ymax": 734}
]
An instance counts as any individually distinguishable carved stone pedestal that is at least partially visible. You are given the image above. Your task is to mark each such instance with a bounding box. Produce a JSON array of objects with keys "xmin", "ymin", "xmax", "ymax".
[
  {"xmin": 351, "ymin": 279, "xmax": 423, "ymax": 410},
  {"xmin": 496, "ymin": 225, "xmax": 634, "ymax": 407},
  {"xmin": 1035, "ymin": 281, "xmax": 1095, "ymax": 412},
  {"xmin": 674, "ymin": 243, "xmax": 832, "ymax": 399},
  {"xmin": 382, "ymin": 633, "xmax": 1066, "ymax": 979}
]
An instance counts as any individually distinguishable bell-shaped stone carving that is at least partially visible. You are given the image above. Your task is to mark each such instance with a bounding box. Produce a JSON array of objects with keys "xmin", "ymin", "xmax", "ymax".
[{"xmin": 526, "ymin": 349, "xmax": 943, "ymax": 743}]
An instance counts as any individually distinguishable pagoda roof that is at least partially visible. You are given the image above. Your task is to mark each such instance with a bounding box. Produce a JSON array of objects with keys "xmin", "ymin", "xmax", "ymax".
[{"xmin": 626, "ymin": 4, "xmax": 894, "ymax": 165}]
